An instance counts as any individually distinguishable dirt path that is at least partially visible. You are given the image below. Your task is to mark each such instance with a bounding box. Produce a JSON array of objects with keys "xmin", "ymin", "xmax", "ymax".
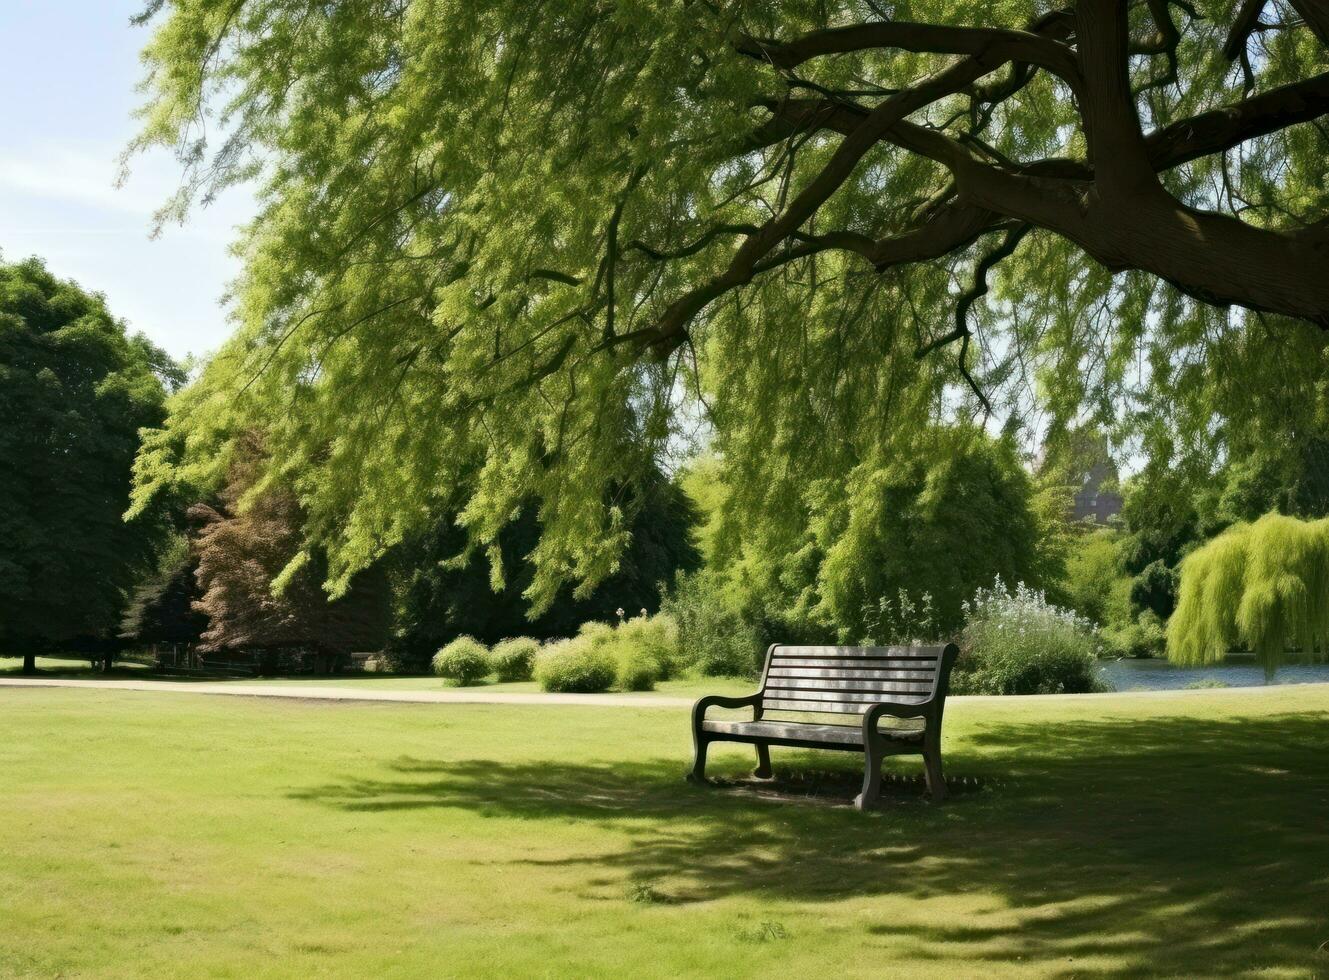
[{"xmin": 0, "ymin": 677, "xmax": 694, "ymax": 707}]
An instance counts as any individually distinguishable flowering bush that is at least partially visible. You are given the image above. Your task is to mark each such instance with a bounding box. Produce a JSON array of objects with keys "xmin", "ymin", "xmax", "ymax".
[{"xmin": 954, "ymin": 579, "xmax": 1106, "ymax": 695}]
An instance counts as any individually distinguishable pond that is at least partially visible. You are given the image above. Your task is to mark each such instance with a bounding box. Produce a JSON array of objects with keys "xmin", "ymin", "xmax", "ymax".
[{"xmin": 1099, "ymin": 657, "xmax": 1329, "ymax": 691}]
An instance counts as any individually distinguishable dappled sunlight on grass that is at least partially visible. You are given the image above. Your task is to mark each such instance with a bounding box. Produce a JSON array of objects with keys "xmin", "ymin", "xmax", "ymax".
[{"xmin": 1, "ymin": 687, "xmax": 1327, "ymax": 975}]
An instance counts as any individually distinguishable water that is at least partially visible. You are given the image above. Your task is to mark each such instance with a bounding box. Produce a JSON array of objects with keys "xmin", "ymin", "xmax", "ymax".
[{"xmin": 1098, "ymin": 657, "xmax": 1329, "ymax": 692}]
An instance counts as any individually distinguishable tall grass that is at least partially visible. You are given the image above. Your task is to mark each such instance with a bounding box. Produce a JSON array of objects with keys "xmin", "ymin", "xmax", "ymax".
[{"xmin": 1168, "ymin": 513, "xmax": 1329, "ymax": 675}]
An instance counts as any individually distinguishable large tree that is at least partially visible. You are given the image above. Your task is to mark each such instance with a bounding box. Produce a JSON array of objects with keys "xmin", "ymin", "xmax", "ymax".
[
  {"xmin": 191, "ymin": 433, "xmax": 391, "ymax": 672},
  {"xmin": 0, "ymin": 257, "xmax": 179, "ymax": 671},
  {"xmin": 129, "ymin": 0, "xmax": 1329, "ymax": 608}
]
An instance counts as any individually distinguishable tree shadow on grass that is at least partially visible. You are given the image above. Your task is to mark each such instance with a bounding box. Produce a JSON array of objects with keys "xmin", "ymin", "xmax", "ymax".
[{"xmin": 291, "ymin": 712, "xmax": 1329, "ymax": 975}]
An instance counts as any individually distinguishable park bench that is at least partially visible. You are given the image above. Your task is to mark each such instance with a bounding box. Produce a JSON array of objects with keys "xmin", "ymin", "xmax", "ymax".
[{"xmin": 688, "ymin": 643, "xmax": 959, "ymax": 810}]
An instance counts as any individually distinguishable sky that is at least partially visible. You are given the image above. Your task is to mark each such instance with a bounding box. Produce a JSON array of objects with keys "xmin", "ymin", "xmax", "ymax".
[{"xmin": 1, "ymin": 1, "xmax": 255, "ymax": 361}]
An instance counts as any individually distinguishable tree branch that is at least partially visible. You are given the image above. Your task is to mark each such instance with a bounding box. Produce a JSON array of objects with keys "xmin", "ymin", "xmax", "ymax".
[
  {"xmin": 1223, "ymin": 0, "xmax": 1269, "ymax": 60},
  {"xmin": 1144, "ymin": 70, "xmax": 1329, "ymax": 169},
  {"xmin": 1288, "ymin": 0, "xmax": 1329, "ymax": 46},
  {"xmin": 735, "ymin": 21, "xmax": 1081, "ymax": 88}
]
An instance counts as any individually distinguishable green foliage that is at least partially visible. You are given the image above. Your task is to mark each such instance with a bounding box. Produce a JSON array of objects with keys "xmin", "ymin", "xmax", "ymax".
[
  {"xmin": 528, "ymin": 613, "xmax": 678, "ymax": 690},
  {"xmin": 1102, "ymin": 611, "xmax": 1167, "ymax": 660},
  {"xmin": 861, "ymin": 590, "xmax": 939, "ymax": 645},
  {"xmin": 488, "ymin": 637, "xmax": 540, "ymax": 683},
  {"xmin": 1061, "ymin": 529, "xmax": 1129, "ymax": 627},
  {"xmin": 432, "ymin": 636, "xmax": 491, "ymax": 685},
  {"xmin": 534, "ymin": 637, "xmax": 617, "ymax": 694},
  {"xmin": 1168, "ymin": 513, "xmax": 1329, "ymax": 676},
  {"xmin": 388, "ymin": 470, "xmax": 698, "ymax": 667},
  {"xmin": 119, "ymin": 535, "xmax": 207, "ymax": 646},
  {"xmin": 127, "ymin": 0, "xmax": 1329, "ymax": 620},
  {"xmin": 1130, "ymin": 560, "xmax": 1178, "ymax": 621},
  {"xmin": 611, "ymin": 613, "xmax": 679, "ymax": 682},
  {"xmin": 955, "ymin": 580, "xmax": 1105, "ymax": 695},
  {"xmin": 0, "ymin": 257, "xmax": 176, "ymax": 654},
  {"xmin": 728, "ymin": 425, "xmax": 1052, "ymax": 642},
  {"xmin": 1116, "ymin": 464, "xmax": 1199, "ymax": 622},
  {"xmin": 661, "ymin": 571, "xmax": 764, "ymax": 677},
  {"xmin": 611, "ymin": 643, "xmax": 660, "ymax": 692}
]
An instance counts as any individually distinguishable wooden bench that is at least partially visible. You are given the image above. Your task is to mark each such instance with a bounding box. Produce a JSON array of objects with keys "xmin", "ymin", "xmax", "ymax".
[{"xmin": 688, "ymin": 643, "xmax": 959, "ymax": 810}]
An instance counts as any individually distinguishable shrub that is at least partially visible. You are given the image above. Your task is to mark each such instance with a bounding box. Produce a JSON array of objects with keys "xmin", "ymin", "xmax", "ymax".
[
  {"xmin": 1062, "ymin": 528, "xmax": 1129, "ymax": 627},
  {"xmin": 1101, "ymin": 610, "xmax": 1166, "ymax": 659},
  {"xmin": 613, "ymin": 644, "xmax": 660, "ymax": 691},
  {"xmin": 534, "ymin": 637, "xmax": 617, "ymax": 693},
  {"xmin": 661, "ymin": 571, "xmax": 763, "ymax": 677},
  {"xmin": 954, "ymin": 579, "xmax": 1106, "ymax": 695},
  {"xmin": 575, "ymin": 620, "xmax": 616, "ymax": 649},
  {"xmin": 432, "ymin": 636, "xmax": 490, "ymax": 685},
  {"xmin": 613, "ymin": 613, "xmax": 679, "ymax": 680},
  {"xmin": 489, "ymin": 637, "xmax": 539, "ymax": 682}
]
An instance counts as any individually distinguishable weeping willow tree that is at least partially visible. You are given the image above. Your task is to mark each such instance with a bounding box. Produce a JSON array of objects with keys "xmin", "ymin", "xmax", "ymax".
[
  {"xmin": 1168, "ymin": 513, "xmax": 1329, "ymax": 675},
  {"xmin": 125, "ymin": 0, "xmax": 1329, "ymax": 611}
]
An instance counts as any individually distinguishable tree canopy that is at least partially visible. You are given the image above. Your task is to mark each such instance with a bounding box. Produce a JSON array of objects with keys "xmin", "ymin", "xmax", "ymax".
[
  {"xmin": 128, "ymin": 0, "xmax": 1329, "ymax": 609},
  {"xmin": 0, "ymin": 257, "xmax": 178, "ymax": 668},
  {"xmin": 392, "ymin": 467, "xmax": 698, "ymax": 660},
  {"xmin": 119, "ymin": 535, "xmax": 208, "ymax": 648},
  {"xmin": 191, "ymin": 432, "xmax": 391, "ymax": 669},
  {"xmin": 706, "ymin": 424, "xmax": 1055, "ymax": 640},
  {"xmin": 1169, "ymin": 511, "xmax": 1329, "ymax": 674}
]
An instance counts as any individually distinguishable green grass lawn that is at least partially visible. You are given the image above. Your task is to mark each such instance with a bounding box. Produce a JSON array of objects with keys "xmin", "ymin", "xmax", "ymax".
[{"xmin": 2, "ymin": 686, "xmax": 1327, "ymax": 978}]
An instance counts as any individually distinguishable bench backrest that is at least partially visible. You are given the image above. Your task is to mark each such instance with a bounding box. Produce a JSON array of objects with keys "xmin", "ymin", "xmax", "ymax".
[{"xmin": 758, "ymin": 644, "xmax": 959, "ymax": 716}]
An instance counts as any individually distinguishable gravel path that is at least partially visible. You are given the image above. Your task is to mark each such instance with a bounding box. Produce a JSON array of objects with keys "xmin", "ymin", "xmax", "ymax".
[{"xmin": 0, "ymin": 677, "xmax": 694, "ymax": 707}]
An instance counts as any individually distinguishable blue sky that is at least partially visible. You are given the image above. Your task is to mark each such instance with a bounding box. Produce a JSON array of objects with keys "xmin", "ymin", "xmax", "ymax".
[{"xmin": 1, "ymin": 1, "xmax": 255, "ymax": 360}]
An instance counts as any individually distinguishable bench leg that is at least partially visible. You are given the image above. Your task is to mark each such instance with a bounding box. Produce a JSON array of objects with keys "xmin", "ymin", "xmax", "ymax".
[
  {"xmin": 686, "ymin": 735, "xmax": 710, "ymax": 784},
  {"xmin": 753, "ymin": 742, "xmax": 773, "ymax": 779},
  {"xmin": 854, "ymin": 739, "xmax": 883, "ymax": 811},
  {"xmin": 923, "ymin": 741, "xmax": 946, "ymax": 802}
]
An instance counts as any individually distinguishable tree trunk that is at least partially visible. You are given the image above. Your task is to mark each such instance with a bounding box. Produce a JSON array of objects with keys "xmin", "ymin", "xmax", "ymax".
[{"xmin": 22, "ymin": 653, "xmax": 35, "ymax": 674}]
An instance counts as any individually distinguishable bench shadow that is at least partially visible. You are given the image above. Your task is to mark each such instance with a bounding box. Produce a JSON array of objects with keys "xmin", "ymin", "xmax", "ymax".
[{"xmin": 290, "ymin": 711, "xmax": 1329, "ymax": 975}]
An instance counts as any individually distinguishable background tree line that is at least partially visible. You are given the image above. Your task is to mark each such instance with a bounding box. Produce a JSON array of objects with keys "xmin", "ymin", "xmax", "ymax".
[{"xmin": 5, "ymin": 251, "xmax": 1328, "ymax": 680}]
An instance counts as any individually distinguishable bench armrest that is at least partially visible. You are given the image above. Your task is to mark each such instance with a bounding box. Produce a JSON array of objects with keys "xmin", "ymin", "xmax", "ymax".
[
  {"xmin": 692, "ymin": 692, "xmax": 762, "ymax": 724},
  {"xmin": 862, "ymin": 699, "xmax": 935, "ymax": 735}
]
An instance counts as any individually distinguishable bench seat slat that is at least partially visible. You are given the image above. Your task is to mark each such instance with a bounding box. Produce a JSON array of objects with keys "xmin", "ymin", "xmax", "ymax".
[
  {"xmin": 701, "ymin": 719, "xmax": 927, "ymax": 745},
  {"xmin": 702, "ymin": 719, "xmax": 865, "ymax": 745}
]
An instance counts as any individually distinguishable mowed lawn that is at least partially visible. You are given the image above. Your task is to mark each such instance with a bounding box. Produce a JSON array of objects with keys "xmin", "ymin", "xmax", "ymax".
[{"xmin": 2, "ymin": 688, "xmax": 1327, "ymax": 978}]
